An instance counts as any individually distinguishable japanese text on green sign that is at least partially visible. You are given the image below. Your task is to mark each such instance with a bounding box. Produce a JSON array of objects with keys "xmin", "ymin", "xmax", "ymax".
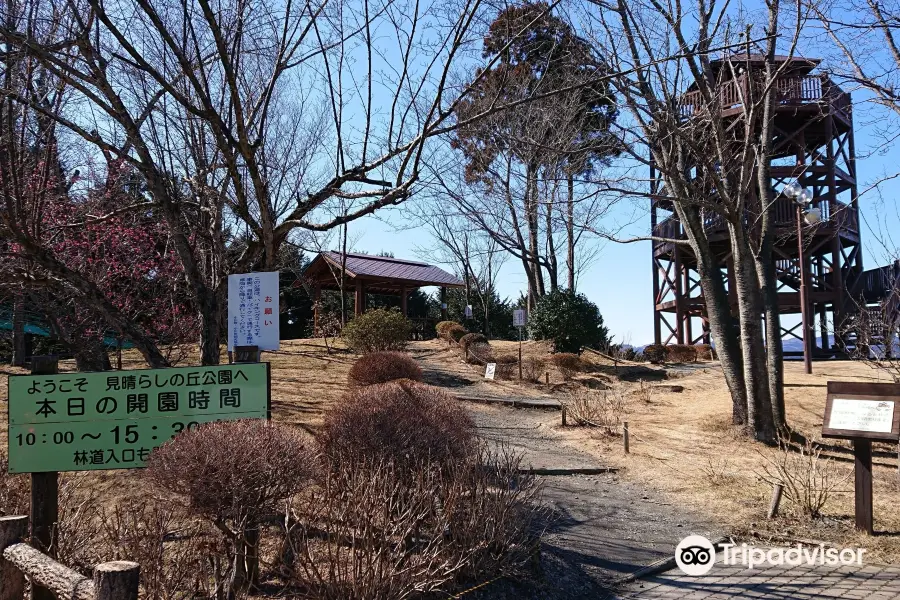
[{"xmin": 7, "ymin": 363, "xmax": 270, "ymax": 473}]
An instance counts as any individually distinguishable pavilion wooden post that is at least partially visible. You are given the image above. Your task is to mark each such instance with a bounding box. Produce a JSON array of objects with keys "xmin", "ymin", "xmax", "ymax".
[
  {"xmin": 440, "ymin": 287, "xmax": 448, "ymax": 320},
  {"xmin": 400, "ymin": 286, "xmax": 408, "ymax": 317},
  {"xmin": 30, "ymin": 356, "xmax": 58, "ymax": 600},
  {"xmin": 313, "ymin": 285, "xmax": 321, "ymax": 333},
  {"xmin": 355, "ymin": 280, "xmax": 365, "ymax": 316}
]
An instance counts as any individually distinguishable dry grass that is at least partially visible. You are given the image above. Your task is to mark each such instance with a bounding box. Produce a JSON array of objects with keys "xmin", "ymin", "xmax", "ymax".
[{"xmin": 545, "ymin": 358, "xmax": 900, "ymax": 562}]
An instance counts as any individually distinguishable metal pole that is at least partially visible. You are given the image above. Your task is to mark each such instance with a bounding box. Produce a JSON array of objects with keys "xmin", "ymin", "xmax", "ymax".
[
  {"xmin": 518, "ymin": 326, "xmax": 523, "ymax": 380},
  {"xmin": 797, "ymin": 204, "xmax": 813, "ymax": 374}
]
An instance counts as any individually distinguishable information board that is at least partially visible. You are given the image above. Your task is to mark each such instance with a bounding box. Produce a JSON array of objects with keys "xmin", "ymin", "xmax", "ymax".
[
  {"xmin": 228, "ymin": 272, "xmax": 280, "ymax": 351},
  {"xmin": 8, "ymin": 363, "xmax": 270, "ymax": 473},
  {"xmin": 485, "ymin": 363, "xmax": 496, "ymax": 380},
  {"xmin": 513, "ymin": 309, "xmax": 526, "ymax": 328},
  {"xmin": 829, "ymin": 399, "xmax": 894, "ymax": 433},
  {"xmin": 822, "ymin": 381, "xmax": 900, "ymax": 441}
]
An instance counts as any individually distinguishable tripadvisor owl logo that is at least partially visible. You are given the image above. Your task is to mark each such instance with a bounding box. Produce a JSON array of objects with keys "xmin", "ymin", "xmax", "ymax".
[{"xmin": 675, "ymin": 535, "xmax": 716, "ymax": 576}]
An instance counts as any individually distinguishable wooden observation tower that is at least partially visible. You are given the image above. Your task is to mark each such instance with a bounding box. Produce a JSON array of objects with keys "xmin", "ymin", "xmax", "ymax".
[{"xmin": 650, "ymin": 55, "xmax": 895, "ymax": 358}]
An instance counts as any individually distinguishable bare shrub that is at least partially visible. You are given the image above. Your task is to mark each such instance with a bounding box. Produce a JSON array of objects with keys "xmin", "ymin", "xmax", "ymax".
[
  {"xmin": 321, "ymin": 380, "xmax": 476, "ymax": 473},
  {"xmin": 521, "ymin": 356, "xmax": 546, "ymax": 382},
  {"xmin": 755, "ymin": 437, "xmax": 850, "ymax": 519},
  {"xmin": 55, "ymin": 472, "xmax": 104, "ymax": 572},
  {"xmin": 550, "ymin": 353, "xmax": 585, "ymax": 380},
  {"xmin": 634, "ymin": 380, "xmax": 655, "ymax": 404},
  {"xmin": 666, "ymin": 344, "xmax": 698, "ymax": 363},
  {"xmin": 564, "ymin": 388, "xmax": 627, "ymax": 431},
  {"xmin": 145, "ymin": 420, "xmax": 314, "ymax": 596},
  {"xmin": 493, "ymin": 353, "xmax": 518, "ymax": 379},
  {"xmin": 348, "ymin": 351, "xmax": 422, "ymax": 386},
  {"xmin": 459, "ymin": 332, "xmax": 488, "ymax": 356},
  {"xmin": 465, "ymin": 341, "xmax": 493, "ymax": 365},
  {"xmin": 341, "ymin": 308, "xmax": 411, "ymax": 354},
  {"xmin": 0, "ymin": 454, "xmax": 29, "ymax": 516},
  {"xmin": 695, "ymin": 344, "xmax": 716, "ymax": 361},
  {"xmin": 701, "ymin": 457, "xmax": 738, "ymax": 486},
  {"xmin": 436, "ymin": 320, "xmax": 460, "ymax": 339},
  {"xmin": 99, "ymin": 494, "xmax": 223, "ymax": 599},
  {"xmin": 642, "ymin": 344, "xmax": 669, "ymax": 364},
  {"xmin": 287, "ymin": 446, "xmax": 540, "ymax": 600},
  {"xmin": 446, "ymin": 323, "xmax": 468, "ymax": 344}
]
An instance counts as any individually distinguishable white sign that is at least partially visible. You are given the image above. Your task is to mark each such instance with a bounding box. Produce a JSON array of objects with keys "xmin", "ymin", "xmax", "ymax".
[
  {"xmin": 828, "ymin": 399, "xmax": 895, "ymax": 433},
  {"xmin": 513, "ymin": 309, "xmax": 527, "ymax": 328},
  {"xmin": 465, "ymin": 305, "xmax": 473, "ymax": 319},
  {"xmin": 484, "ymin": 363, "xmax": 496, "ymax": 380},
  {"xmin": 228, "ymin": 271, "xmax": 280, "ymax": 351}
]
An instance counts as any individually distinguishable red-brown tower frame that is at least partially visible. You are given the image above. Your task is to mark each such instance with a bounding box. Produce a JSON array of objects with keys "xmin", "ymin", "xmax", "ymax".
[{"xmin": 650, "ymin": 56, "xmax": 863, "ymax": 357}]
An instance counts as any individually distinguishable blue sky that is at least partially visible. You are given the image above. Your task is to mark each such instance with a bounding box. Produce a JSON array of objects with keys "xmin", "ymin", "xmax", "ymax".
[{"xmin": 334, "ymin": 14, "xmax": 900, "ymax": 346}]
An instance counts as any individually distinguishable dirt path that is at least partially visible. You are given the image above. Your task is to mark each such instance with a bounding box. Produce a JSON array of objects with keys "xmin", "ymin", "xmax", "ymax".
[{"xmin": 412, "ymin": 342, "xmax": 723, "ymax": 598}]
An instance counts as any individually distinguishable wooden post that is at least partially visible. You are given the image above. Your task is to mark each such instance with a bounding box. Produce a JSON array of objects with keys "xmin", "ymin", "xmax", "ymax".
[
  {"xmin": 768, "ymin": 484, "xmax": 784, "ymax": 519},
  {"xmin": 30, "ymin": 356, "xmax": 58, "ymax": 600},
  {"xmin": 93, "ymin": 562, "xmax": 140, "ymax": 600},
  {"xmin": 400, "ymin": 286, "xmax": 408, "ymax": 317},
  {"xmin": 545, "ymin": 371, "xmax": 549, "ymax": 384},
  {"xmin": 440, "ymin": 286, "xmax": 448, "ymax": 321},
  {"xmin": 0, "ymin": 516, "xmax": 28, "ymax": 600},
  {"xmin": 623, "ymin": 421, "xmax": 630, "ymax": 454},
  {"xmin": 561, "ymin": 406, "xmax": 567, "ymax": 426},
  {"xmin": 854, "ymin": 439, "xmax": 874, "ymax": 534}
]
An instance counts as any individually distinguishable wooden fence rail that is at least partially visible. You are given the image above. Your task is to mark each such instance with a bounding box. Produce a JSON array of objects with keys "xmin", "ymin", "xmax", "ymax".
[{"xmin": 0, "ymin": 516, "xmax": 139, "ymax": 600}]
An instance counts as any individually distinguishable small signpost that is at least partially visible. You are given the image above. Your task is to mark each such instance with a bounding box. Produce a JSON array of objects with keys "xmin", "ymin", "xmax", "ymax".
[
  {"xmin": 8, "ymin": 363, "xmax": 270, "ymax": 473},
  {"xmin": 485, "ymin": 363, "xmax": 496, "ymax": 380},
  {"xmin": 822, "ymin": 381, "xmax": 900, "ymax": 534},
  {"xmin": 227, "ymin": 271, "xmax": 280, "ymax": 356},
  {"xmin": 513, "ymin": 309, "xmax": 526, "ymax": 380}
]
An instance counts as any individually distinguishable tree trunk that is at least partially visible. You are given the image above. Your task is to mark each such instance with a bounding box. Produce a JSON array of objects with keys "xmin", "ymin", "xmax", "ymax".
[
  {"xmin": 729, "ymin": 225, "xmax": 776, "ymax": 443},
  {"xmin": 199, "ymin": 290, "xmax": 224, "ymax": 366},
  {"xmin": 566, "ymin": 174, "xmax": 576, "ymax": 291},
  {"xmin": 11, "ymin": 296, "xmax": 26, "ymax": 367},
  {"xmin": 680, "ymin": 207, "xmax": 748, "ymax": 424},
  {"xmin": 525, "ymin": 165, "xmax": 545, "ymax": 297}
]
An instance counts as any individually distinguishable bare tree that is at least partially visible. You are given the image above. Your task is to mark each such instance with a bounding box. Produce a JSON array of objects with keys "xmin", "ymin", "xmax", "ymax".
[
  {"xmin": 0, "ymin": 0, "xmax": 559, "ymax": 364},
  {"xmin": 582, "ymin": 0, "xmax": 809, "ymax": 441}
]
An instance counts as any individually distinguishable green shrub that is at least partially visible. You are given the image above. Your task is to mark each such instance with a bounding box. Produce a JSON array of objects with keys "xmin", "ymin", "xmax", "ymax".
[
  {"xmin": 446, "ymin": 323, "xmax": 468, "ymax": 343},
  {"xmin": 667, "ymin": 344, "xmax": 697, "ymax": 363},
  {"xmin": 342, "ymin": 308, "xmax": 411, "ymax": 354},
  {"xmin": 550, "ymin": 352, "xmax": 585, "ymax": 380},
  {"xmin": 348, "ymin": 351, "xmax": 422, "ymax": 386},
  {"xmin": 642, "ymin": 344, "xmax": 669, "ymax": 364},
  {"xmin": 528, "ymin": 290, "xmax": 609, "ymax": 354}
]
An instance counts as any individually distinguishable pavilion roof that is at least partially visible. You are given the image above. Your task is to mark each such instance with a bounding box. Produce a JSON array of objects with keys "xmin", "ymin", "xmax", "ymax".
[{"xmin": 303, "ymin": 252, "xmax": 464, "ymax": 292}]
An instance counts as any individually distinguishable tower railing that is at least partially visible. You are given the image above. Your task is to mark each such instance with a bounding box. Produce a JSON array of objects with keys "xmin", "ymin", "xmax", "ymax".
[
  {"xmin": 678, "ymin": 74, "xmax": 849, "ymax": 118},
  {"xmin": 652, "ymin": 196, "xmax": 858, "ymax": 253}
]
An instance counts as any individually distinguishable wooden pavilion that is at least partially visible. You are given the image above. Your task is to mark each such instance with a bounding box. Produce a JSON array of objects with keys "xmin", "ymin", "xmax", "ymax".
[{"xmin": 302, "ymin": 252, "xmax": 465, "ymax": 329}]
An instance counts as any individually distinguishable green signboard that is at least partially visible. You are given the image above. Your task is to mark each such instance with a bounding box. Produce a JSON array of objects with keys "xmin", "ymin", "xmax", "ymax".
[{"xmin": 7, "ymin": 363, "xmax": 270, "ymax": 473}]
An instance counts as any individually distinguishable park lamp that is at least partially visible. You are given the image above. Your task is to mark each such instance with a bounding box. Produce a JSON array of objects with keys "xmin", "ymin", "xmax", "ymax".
[{"xmin": 784, "ymin": 181, "xmax": 821, "ymax": 224}]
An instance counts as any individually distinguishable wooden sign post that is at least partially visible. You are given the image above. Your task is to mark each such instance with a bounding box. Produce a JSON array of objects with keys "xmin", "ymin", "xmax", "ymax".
[
  {"xmin": 29, "ymin": 356, "xmax": 58, "ymax": 600},
  {"xmin": 822, "ymin": 381, "xmax": 900, "ymax": 535}
]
